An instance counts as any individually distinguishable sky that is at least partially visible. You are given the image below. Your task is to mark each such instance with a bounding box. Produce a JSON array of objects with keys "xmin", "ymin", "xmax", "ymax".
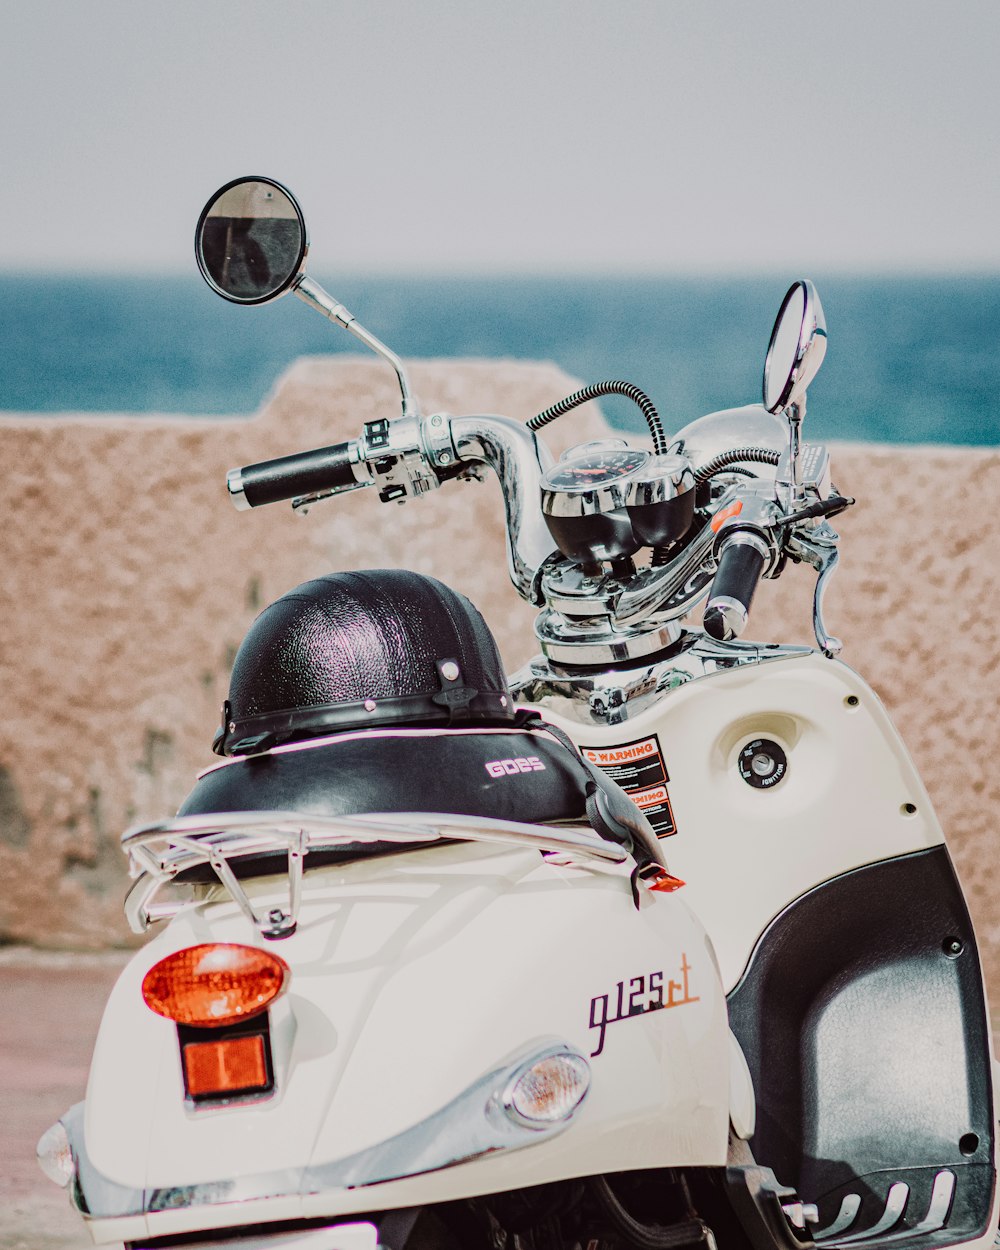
[{"xmin": 2, "ymin": 0, "xmax": 999, "ymax": 275}]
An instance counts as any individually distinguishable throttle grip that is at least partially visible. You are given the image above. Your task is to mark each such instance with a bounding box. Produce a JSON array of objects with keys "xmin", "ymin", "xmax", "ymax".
[
  {"xmin": 703, "ymin": 533, "xmax": 768, "ymax": 641},
  {"xmin": 227, "ymin": 441, "xmax": 361, "ymax": 509}
]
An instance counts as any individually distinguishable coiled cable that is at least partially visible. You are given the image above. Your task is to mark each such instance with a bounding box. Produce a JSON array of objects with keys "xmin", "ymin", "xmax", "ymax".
[
  {"xmin": 693, "ymin": 446, "xmax": 780, "ymax": 484},
  {"xmin": 528, "ymin": 381, "xmax": 668, "ymax": 456}
]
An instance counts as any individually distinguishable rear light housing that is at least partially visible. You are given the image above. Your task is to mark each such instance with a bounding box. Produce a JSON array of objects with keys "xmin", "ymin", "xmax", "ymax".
[
  {"xmin": 142, "ymin": 943, "xmax": 288, "ymax": 1105},
  {"xmin": 142, "ymin": 943, "xmax": 288, "ymax": 1028}
]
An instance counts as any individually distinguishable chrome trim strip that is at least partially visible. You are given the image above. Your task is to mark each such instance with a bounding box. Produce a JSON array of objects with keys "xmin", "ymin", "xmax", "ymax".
[
  {"xmin": 915, "ymin": 1169, "xmax": 956, "ymax": 1235},
  {"xmin": 147, "ymin": 1223, "xmax": 379, "ymax": 1250},
  {"xmin": 64, "ymin": 1041, "xmax": 588, "ymax": 1222},
  {"xmin": 305, "ymin": 1041, "xmax": 589, "ymax": 1192}
]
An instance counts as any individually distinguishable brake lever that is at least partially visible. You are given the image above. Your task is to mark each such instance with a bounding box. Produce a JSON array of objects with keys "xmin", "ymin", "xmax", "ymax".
[
  {"xmin": 785, "ymin": 526, "xmax": 843, "ymax": 657},
  {"xmin": 291, "ymin": 477, "xmax": 372, "ymax": 514},
  {"xmin": 774, "ymin": 493, "xmax": 854, "ymax": 530}
]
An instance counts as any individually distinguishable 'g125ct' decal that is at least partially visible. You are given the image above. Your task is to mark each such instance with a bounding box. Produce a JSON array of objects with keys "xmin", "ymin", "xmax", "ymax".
[{"xmin": 588, "ymin": 953, "xmax": 699, "ymax": 1057}]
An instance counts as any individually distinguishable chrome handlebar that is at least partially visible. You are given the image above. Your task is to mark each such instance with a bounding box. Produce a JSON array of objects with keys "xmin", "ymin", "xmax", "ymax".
[
  {"xmin": 231, "ymin": 411, "xmax": 560, "ymax": 604},
  {"xmin": 228, "ymin": 408, "xmax": 849, "ymax": 651},
  {"xmin": 448, "ymin": 415, "xmax": 556, "ymax": 603}
]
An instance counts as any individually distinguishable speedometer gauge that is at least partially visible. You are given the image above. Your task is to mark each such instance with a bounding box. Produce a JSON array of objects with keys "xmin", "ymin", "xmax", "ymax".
[
  {"xmin": 542, "ymin": 446, "xmax": 650, "ymax": 492},
  {"xmin": 540, "ymin": 443, "xmax": 650, "ymax": 566},
  {"xmin": 540, "ymin": 441, "xmax": 694, "ymax": 568}
]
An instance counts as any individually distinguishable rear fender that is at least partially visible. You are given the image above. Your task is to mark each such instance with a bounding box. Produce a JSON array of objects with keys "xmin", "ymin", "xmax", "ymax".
[{"xmin": 79, "ymin": 840, "xmax": 729, "ymax": 1227}]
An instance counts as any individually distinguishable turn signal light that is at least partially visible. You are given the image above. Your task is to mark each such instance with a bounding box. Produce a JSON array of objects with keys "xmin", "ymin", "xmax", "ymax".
[
  {"xmin": 36, "ymin": 1121, "xmax": 74, "ymax": 1188},
  {"xmin": 505, "ymin": 1052, "xmax": 590, "ymax": 1127},
  {"xmin": 142, "ymin": 943, "xmax": 289, "ymax": 1028}
]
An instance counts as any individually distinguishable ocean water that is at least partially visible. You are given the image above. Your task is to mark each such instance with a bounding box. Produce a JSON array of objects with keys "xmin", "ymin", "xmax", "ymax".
[{"xmin": 2, "ymin": 273, "xmax": 998, "ymax": 445}]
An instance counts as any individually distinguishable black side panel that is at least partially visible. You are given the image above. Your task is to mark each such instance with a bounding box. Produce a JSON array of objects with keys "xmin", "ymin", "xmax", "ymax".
[{"xmin": 727, "ymin": 846, "xmax": 994, "ymax": 1246}]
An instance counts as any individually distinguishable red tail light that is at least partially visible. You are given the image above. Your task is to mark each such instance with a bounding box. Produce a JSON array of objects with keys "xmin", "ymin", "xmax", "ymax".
[{"xmin": 142, "ymin": 943, "xmax": 289, "ymax": 1028}]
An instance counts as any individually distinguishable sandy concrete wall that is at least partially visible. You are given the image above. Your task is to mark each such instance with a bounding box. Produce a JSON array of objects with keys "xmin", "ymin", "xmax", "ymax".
[{"xmin": 2, "ymin": 358, "xmax": 998, "ymax": 1005}]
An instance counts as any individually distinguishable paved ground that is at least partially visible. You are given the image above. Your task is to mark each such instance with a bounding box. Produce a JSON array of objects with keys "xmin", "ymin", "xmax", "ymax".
[{"xmin": 1, "ymin": 950, "xmax": 129, "ymax": 1250}]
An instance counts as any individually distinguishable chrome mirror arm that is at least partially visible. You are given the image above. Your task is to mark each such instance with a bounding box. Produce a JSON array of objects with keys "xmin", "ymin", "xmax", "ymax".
[
  {"xmin": 294, "ymin": 275, "xmax": 419, "ymax": 418},
  {"xmin": 773, "ymin": 397, "xmax": 806, "ymax": 510},
  {"xmin": 449, "ymin": 415, "xmax": 556, "ymax": 604},
  {"xmin": 787, "ymin": 398, "xmax": 805, "ymax": 506}
]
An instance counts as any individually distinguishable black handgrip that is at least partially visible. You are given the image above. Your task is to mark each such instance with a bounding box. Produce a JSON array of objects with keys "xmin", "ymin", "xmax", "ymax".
[
  {"xmin": 230, "ymin": 442, "xmax": 359, "ymax": 508},
  {"xmin": 703, "ymin": 536, "xmax": 767, "ymax": 641}
]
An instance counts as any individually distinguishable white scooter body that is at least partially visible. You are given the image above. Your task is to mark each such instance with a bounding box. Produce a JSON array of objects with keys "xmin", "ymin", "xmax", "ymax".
[
  {"xmin": 524, "ymin": 648, "xmax": 998, "ymax": 1250},
  {"xmin": 528, "ymin": 650, "xmax": 952, "ymax": 993},
  {"xmin": 39, "ymin": 183, "xmax": 997, "ymax": 1250},
  {"xmin": 73, "ymin": 647, "xmax": 995, "ymax": 1249},
  {"xmin": 79, "ymin": 837, "xmax": 729, "ymax": 1243}
]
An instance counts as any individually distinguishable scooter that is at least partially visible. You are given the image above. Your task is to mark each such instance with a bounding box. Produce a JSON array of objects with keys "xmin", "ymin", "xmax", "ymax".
[{"xmin": 37, "ymin": 176, "xmax": 997, "ymax": 1250}]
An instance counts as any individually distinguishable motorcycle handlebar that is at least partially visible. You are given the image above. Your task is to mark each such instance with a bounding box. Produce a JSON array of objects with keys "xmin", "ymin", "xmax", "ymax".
[
  {"xmin": 227, "ymin": 441, "xmax": 363, "ymax": 510},
  {"xmin": 702, "ymin": 532, "xmax": 769, "ymax": 642},
  {"xmin": 223, "ymin": 412, "xmax": 556, "ymax": 604}
]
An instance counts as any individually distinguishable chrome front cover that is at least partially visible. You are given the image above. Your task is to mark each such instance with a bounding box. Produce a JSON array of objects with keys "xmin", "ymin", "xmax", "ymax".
[{"xmin": 511, "ymin": 630, "xmax": 814, "ymax": 726}]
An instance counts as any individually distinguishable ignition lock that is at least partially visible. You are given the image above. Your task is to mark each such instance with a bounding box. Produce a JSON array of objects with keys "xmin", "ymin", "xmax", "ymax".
[{"xmin": 738, "ymin": 738, "xmax": 788, "ymax": 789}]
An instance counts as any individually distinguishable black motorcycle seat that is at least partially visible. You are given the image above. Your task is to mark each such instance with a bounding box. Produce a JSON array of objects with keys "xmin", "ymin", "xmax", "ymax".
[{"xmin": 179, "ymin": 725, "xmax": 592, "ymax": 828}]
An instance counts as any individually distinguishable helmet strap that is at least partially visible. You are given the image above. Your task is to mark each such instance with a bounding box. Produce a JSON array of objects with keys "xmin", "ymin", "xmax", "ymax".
[{"xmin": 430, "ymin": 659, "xmax": 479, "ymax": 725}]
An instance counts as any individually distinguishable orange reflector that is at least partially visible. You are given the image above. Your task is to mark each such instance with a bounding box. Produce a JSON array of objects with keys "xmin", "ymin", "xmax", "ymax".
[
  {"xmin": 183, "ymin": 1033, "xmax": 268, "ymax": 1097},
  {"xmin": 647, "ymin": 870, "xmax": 686, "ymax": 893},
  {"xmin": 142, "ymin": 943, "xmax": 289, "ymax": 1028},
  {"xmin": 710, "ymin": 499, "xmax": 743, "ymax": 533}
]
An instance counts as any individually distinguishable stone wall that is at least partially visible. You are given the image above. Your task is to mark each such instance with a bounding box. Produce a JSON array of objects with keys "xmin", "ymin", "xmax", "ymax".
[{"xmin": 2, "ymin": 358, "xmax": 998, "ymax": 1005}]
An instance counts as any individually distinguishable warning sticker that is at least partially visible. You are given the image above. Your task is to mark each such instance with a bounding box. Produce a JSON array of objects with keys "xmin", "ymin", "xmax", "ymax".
[{"xmin": 580, "ymin": 735, "xmax": 677, "ymax": 837}]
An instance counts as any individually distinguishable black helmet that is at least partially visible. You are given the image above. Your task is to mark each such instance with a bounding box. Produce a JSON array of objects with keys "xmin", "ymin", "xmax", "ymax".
[{"xmin": 215, "ymin": 569, "xmax": 514, "ymax": 756}]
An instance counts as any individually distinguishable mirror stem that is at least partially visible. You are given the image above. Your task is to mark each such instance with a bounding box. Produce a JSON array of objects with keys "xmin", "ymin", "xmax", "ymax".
[
  {"xmin": 293, "ymin": 276, "xmax": 419, "ymax": 418},
  {"xmin": 785, "ymin": 398, "xmax": 805, "ymax": 507}
]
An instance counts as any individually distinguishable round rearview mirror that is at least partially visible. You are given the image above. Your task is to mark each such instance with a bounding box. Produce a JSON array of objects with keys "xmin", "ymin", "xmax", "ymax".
[
  {"xmin": 195, "ymin": 177, "xmax": 307, "ymax": 305},
  {"xmin": 762, "ymin": 280, "xmax": 827, "ymax": 413}
]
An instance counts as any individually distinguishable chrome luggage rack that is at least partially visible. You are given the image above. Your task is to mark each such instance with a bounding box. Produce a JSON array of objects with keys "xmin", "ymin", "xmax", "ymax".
[{"xmin": 122, "ymin": 810, "xmax": 629, "ymax": 940}]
